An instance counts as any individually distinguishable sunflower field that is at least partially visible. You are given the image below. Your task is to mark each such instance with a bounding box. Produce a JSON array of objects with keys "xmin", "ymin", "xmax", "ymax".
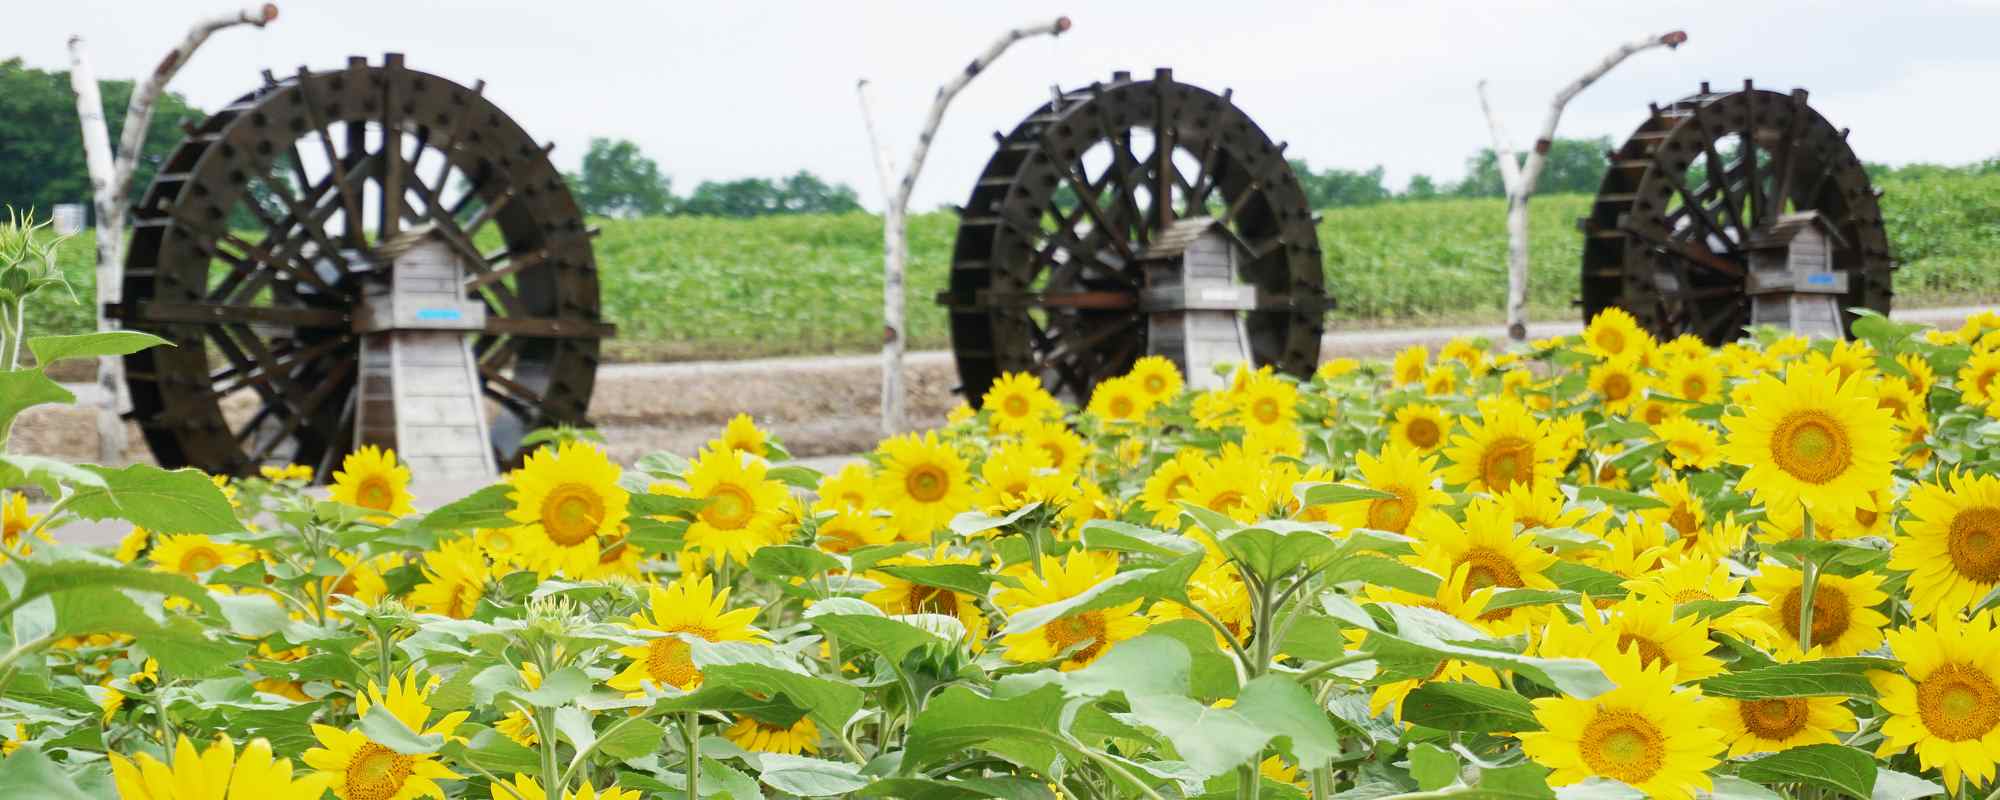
[{"xmin": 12, "ymin": 278, "xmax": 2000, "ymax": 799}]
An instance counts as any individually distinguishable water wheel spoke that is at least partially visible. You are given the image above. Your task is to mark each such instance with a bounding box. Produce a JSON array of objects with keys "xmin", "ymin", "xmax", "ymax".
[
  {"xmin": 1697, "ymin": 127, "xmax": 1748, "ymax": 235},
  {"xmin": 1661, "ymin": 171, "xmax": 1742, "ymax": 255},
  {"xmin": 294, "ymin": 67, "xmax": 369, "ymax": 249},
  {"xmin": 1185, "ymin": 137, "xmax": 1224, "ymax": 212},
  {"xmin": 1058, "ymin": 163, "xmax": 1135, "ymax": 263},
  {"xmin": 249, "ymin": 359, "xmax": 353, "ymax": 466},
  {"xmin": 379, "ymin": 58, "xmax": 406, "ymax": 238},
  {"xmin": 1151, "ymin": 91, "xmax": 1178, "ymax": 231},
  {"xmin": 1765, "ymin": 93, "xmax": 1809, "ymax": 221}
]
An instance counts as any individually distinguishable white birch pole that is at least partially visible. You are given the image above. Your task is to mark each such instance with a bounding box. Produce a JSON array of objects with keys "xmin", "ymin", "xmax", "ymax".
[
  {"xmin": 1480, "ymin": 29, "xmax": 1685, "ymax": 341},
  {"xmin": 67, "ymin": 4, "xmax": 279, "ymax": 462},
  {"xmin": 857, "ymin": 15, "xmax": 1071, "ymax": 435}
]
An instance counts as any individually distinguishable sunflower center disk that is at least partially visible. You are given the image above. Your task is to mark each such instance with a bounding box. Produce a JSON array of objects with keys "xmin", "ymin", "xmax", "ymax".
[
  {"xmin": 909, "ymin": 585, "xmax": 960, "ymax": 616},
  {"xmin": 1948, "ymin": 507, "xmax": 2000, "ymax": 582},
  {"xmin": 1771, "ymin": 411, "xmax": 1852, "ymax": 484},
  {"xmin": 1740, "ymin": 698, "xmax": 1809, "ymax": 739},
  {"xmin": 905, "ymin": 466, "xmax": 950, "ymax": 503},
  {"xmin": 179, "ymin": 547, "xmax": 221, "ymax": 574},
  {"xmin": 1616, "ymin": 634, "xmax": 1669, "ymax": 670},
  {"xmin": 1917, "ymin": 663, "xmax": 2000, "ymax": 741},
  {"xmin": 1603, "ymin": 374, "xmax": 1633, "ymax": 402},
  {"xmin": 345, "ymin": 742, "xmax": 415, "ymax": 800},
  {"xmin": 1367, "ymin": 492, "xmax": 1414, "ymax": 533},
  {"xmin": 1406, "ymin": 419, "xmax": 1440, "ymax": 449},
  {"xmin": 1579, "ymin": 710, "xmax": 1665, "ymax": 784},
  {"xmin": 1780, "ymin": 585, "xmax": 1851, "ymax": 644},
  {"xmin": 356, "ymin": 477, "xmax": 395, "ymax": 511},
  {"xmin": 541, "ymin": 484, "xmax": 605, "ymax": 547},
  {"xmin": 703, "ymin": 485, "xmax": 757, "ymax": 531},
  {"xmin": 1457, "ymin": 548, "xmax": 1523, "ymax": 593},
  {"xmin": 1045, "ymin": 613, "xmax": 1108, "ymax": 663},
  {"xmin": 646, "ymin": 633, "xmax": 711, "ymax": 689},
  {"xmin": 1479, "ymin": 437, "xmax": 1533, "ymax": 491}
]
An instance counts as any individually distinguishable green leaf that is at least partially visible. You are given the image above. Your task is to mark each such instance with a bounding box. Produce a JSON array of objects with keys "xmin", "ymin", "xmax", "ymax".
[
  {"xmin": 948, "ymin": 503, "xmax": 1041, "ymax": 536},
  {"xmin": 873, "ymin": 563, "xmax": 996, "ymax": 597},
  {"xmin": 1400, "ymin": 682, "xmax": 1542, "ymax": 734},
  {"xmin": 67, "ymin": 464, "xmax": 240, "ymax": 535},
  {"xmin": 1228, "ymin": 674, "xmax": 1344, "ymax": 768},
  {"xmin": 691, "ymin": 640, "xmax": 863, "ymax": 733},
  {"xmin": 1297, "ymin": 482, "xmax": 1398, "ymax": 506},
  {"xmin": 701, "ymin": 757, "xmax": 764, "ymax": 800},
  {"xmin": 811, "ymin": 613, "xmax": 955, "ymax": 663},
  {"xmin": 766, "ymin": 465, "xmax": 824, "ymax": 491},
  {"xmin": 633, "ymin": 450, "xmax": 690, "ymax": 478},
  {"xmin": 1365, "ymin": 604, "xmax": 1612, "ymax": 698},
  {"xmin": 749, "ymin": 544, "xmax": 842, "ymax": 581},
  {"xmin": 904, "ymin": 683, "xmax": 1068, "ymax": 774},
  {"xmin": 444, "ymin": 730, "xmax": 540, "ymax": 776},
  {"xmin": 629, "ymin": 492, "xmax": 708, "ymax": 518},
  {"xmin": 1697, "ymin": 657, "xmax": 1898, "ymax": 700},
  {"xmin": 1547, "ymin": 561, "xmax": 1628, "ymax": 599},
  {"xmin": 857, "ymin": 776, "xmax": 1056, "ymax": 799},
  {"xmin": 1409, "ymin": 742, "xmax": 1460, "ymax": 791},
  {"xmin": 358, "ymin": 704, "xmax": 444, "ymax": 754},
  {"xmin": 416, "ymin": 484, "xmax": 514, "ymax": 531},
  {"xmin": 0, "ymin": 745, "xmax": 92, "ymax": 800},
  {"xmin": 595, "ymin": 717, "xmax": 667, "ymax": 759},
  {"xmin": 1134, "ymin": 620, "xmax": 1241, "ymax": 702},
  {"xmin": 13, "ymin": 558, "xmax": 219, "ymax": 616},
  {"xmin": 515, "ymin": 666, "xmax": 592, "ymax": 707},
  {"xmin": 0, "ymin": 369, "xmax": 73, "ymax": 443},
  {"xmin": 1078, "ymin": 519, "xmax": 1203, "ymax": 559},
  {"xmin": 1706, "ymin": 775, "xmax": 1786, "ymax": 800},
  {"xmin": 1574, "ymin": 486, "xmax": 1667, "ymax": 511},
  {"xmin": 27, "ymin": 331, "xmax": 170, "ymax": 364},
  {"xmin": 1325, "ymin": 555, "xmax": 1440, "ymax": 596},
  {"xmin": 1214, "ymin": 523, "xmax": 1343, "ymax": 583},
  {"xmin": 0, "ymin": 454, "xmax": 104, "ymax": 495},
  {"xmin": 758, "ymin": 754, "xmax": 870, "ymax": 796},
  {"xmin": 1001, "ymin": 553, "xmax": 1202, "ymax": 634},
  {"xmin": 1871, "ymin": 769, "xmax": 1945, "ymax": 800},
  {"xmin": 1737, "ymin": 744, "xmax": 1876, "ymax": 799},
  {"xmin": 1122, "ymin": 693, "xmax": 1270, "ymax": 779},
  {"xmin": 1002, "ymin": 634, "xmax": 1191, "ymax": 700}
]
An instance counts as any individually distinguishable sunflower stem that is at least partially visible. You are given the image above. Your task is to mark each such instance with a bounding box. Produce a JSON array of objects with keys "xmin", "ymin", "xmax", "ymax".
[
  {"xmin": 1238, "ymin": 761, "xmax": 1262, "ymax": 800},
  {"xmin": 1798, "ymin": 505, "xmax": 1819, "ymax": 653},
  {"xmin": 539, "ymin": 706, "xmax": 562, "ymax": 795},
  {"xmin": 681, "ymin": 710, "xmax": 702, "ymax": 796}
]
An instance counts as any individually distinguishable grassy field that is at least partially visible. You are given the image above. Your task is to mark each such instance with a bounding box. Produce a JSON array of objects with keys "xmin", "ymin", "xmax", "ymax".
[{"xmin": 34, "ymin": 173, "xmax": 2000, "ymax": 361}]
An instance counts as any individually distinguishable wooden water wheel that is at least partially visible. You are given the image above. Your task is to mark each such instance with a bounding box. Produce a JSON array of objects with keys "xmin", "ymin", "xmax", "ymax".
[
  {"xmin": 939, "ymin": 68, "xmax": 1330, "ymax": 404},
  {"xmin": 1580, "ymin": 80, "xmax": 1893, "ymax": 344},
  {"xmin": 108, "ymin": 54, "xmax": 609, "ymax": 480}
]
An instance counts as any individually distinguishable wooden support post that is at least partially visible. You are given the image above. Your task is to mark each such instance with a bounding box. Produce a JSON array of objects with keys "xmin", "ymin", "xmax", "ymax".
[
  {"xmin": 66, "ymin": 4, "xmax": 278, "ymax": 462},
  {"xmin": 856, "ymin": 15, "xmax": 1071, "ymax": 435},
  {"xmin": 1478, "ymin": 29, "xmax": 1685, "ymax": 342}
]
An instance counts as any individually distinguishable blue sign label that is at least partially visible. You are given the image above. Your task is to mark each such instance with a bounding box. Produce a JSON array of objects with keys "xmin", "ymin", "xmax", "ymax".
[
  {"xmin": 1806, "ymin": 274, "xmax": 1835, "ymax": 285},
  {"xmin": 416, "ymin": 308, "xmax": 464, "ymax": 321}
]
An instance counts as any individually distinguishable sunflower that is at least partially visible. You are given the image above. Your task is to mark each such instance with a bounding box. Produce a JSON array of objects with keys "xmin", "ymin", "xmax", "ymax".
[
  {"xmin": 1813, "ymin": 339, "xmax": 1877, "ymax": 385},
  {"xmin": 113, "ymin": 735, "xmax": 330, "ymax": 800},
  {"xmin": 1440, "ymin": 398, "xmax": 1558, "ymax": 493},
  {"xmin": 1235, "ymin": 371, "xmax": 1300, "ymax": 432},
  {"xmin": 1316, "ymin": 357, "xmax": 1359, "ymax": 381},
  {"xmin": 407, "ymin": 538, "xmax": 489, "ymax": 619},
  {"xmin": 495, "ymin": 663, "xmax": 542, "ymax": 747},
  {"xmin": 1541, "ymin": 595, "xmax": 1724, "ymax": 680},
  {"xmin": 328, "ymin": 445, "xmax": 414, "ymax": 519},
  {"xmin": 723, "ymin": 714, "xmax": 820, "ymax": 755},
  {"xmin": 1640, "ymin": 475, "xmax": 1706, "ymax": 540},
  {"xmin": 996, "ymin": 552, "xmax": 1148, "ymax": 670},
  {"xmin": 1582, "ymin": 307, "xmax": 1654, "ymax": 362},
  {"xmin": 148, "ymin": 534, "xmax": 255, "ymax": 578},
  {"xmin": 1021, "ymin": 421, "xmax": 1088, "ymax": 477},
  {"xmin": 1139, "ymin": 451, "xmax": 1207, "ymax": 527},
  {"xmin": 863, "ymin": 547, "xmax": 992, "ymax": 649},
  {"xmin": 1709, "ymin": 651, "xmax": 1857, "ymax": 757},
  {"xmin": 973, "ymin": 443, "xmax": 1074, "ymax": 516},
  {"xmin": 812, "ymin": 508, "xmax": 896, "ymax": 554},
  {"xmin": 1873, "ymin": 376, "xmax": 1923, "ymax": 422},
  {"xmin": 1588, "ymin": 355, "xmax": 1649, "ymax": 415},
  {"xmin": 1147, "ymin": 557, "xmax": 1254, "ymax": 647},
  {"xmin": 1652, "ymin": 416, "xmax": 1722, "ymax": 471},
  {"xmin": 675, "ymin": 447, "xmax": 788, "ymax": 566},
  {"xmin": 983, "ymin": 372, "xmax": 1061, "ymax": 431},
  {"xmin": 260, "ymin": 463, "xmax": 315, "ymax": 483},
  {"xmin": 711, "ymin": 412, "xmax": 770, "ymax": 458},
  {"xmin": 1963, "ymin": 350, "xmax": 2000, "ymax": 407},
  {"xmin": 1423, "ymin": 366, "xmax": 1459, "ymax": 397},
  {"xmin": 485, "ymin": 774, "xmax": 642, "ymax": 800},
  {"xmin": 1893, "ymin": 471, "xmax": 2000, "ymax": 620},
  {"xmin": 1408, "ymin": 498, "xmax": 1558, "ymax": 602},
  {"xmin": 1, "ymin": 491, "xmax": 47, "ymax": 557},
  {"xmin": 1183, "ymin": 445, "xmax": 1269, "ymax": 523},
  {"xmin": 1749, "ymin": 561, "xmax": 1889, "ymax": 657},
  {"xmin": 304, "ymin": 671, "xmax": 466, "ymax": 800},
  {"xmin": 1391, "ymin": 345, "xmax": 1429, "ymax": 386},
  {"xmin": 1496, "ymin": 481, "xmax": 1591, "ymax": 532},
  {"xmin": 1875, "ymin": 612, "xmax": 2000, "ymax": 788},
  {"xmin": 873, "ymin": 432, "xmax": 973, "ymax": 539},
  {"xmin": 1898, "ymin": 351, "xmax": 1937, "ymax": 398},
  {"xmin": 1330, "ymin": 445, "xmax": 1442, "ymax": 535},
  {"xmin": 608, "ymin": 575, "xmax": 765, "ymax": 694},
  {"xmin": 1663, "ymin": 356, "xmax": 1722, "ymax": 405},
  {"xmin": 1128, "ymin": 355, "xmax": 1184, "ymax": 404},
  {"xmin": 1087, "ymin": 376, "xmax": 1150, "ymax": 423},
  {"xmin": 812, "ymin": 462, "xmax": 876, "ymax": 514},
  {"xmin": 1623, "ymin": 553, "xmax": 1776, "ymax": 644},
  {"xmin": 1720, "ymin": 362, "xmax": 1897, "ymax": 521},
  {"xmin": 506, "ymin": 441, "xmax": 630, "ymax": 573},
  {"xmin": 1519, "ymin": 649, "xmax": 1724, "ymax": 800}
]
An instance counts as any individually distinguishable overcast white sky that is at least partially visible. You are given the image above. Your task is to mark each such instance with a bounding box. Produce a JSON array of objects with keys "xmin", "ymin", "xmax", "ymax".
[{"xmin": 10, "ymin": 1, "xmax": 2000, "ymax": 210}]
